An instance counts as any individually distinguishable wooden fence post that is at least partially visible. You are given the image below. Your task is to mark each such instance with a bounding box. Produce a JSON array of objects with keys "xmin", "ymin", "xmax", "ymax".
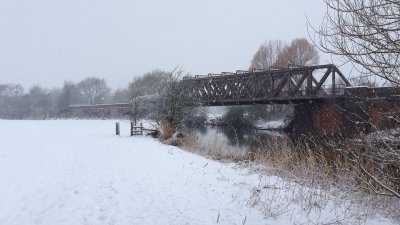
[
  {"xmin": 130, "ymin": 121, "xmax": 143, "ymax": 136},
  {"xmin": 116, "ymin": 122, "xmax": 120, "ymax": 136}
]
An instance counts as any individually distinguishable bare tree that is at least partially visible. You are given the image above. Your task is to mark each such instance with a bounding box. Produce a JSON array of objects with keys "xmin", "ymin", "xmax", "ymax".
[
  {"xmin": 309, "ymin": 1, "xmax": 400, "ymax": 199},
  {"xmin": 28, "ymin": 85, "xmax": 51, "ymax": 119},
  {"xmin": 0, "ymin": 84, "xmax": 24, "ymax": 97},
  {"xmin": 156, "ymin": 69, "xmax": 199, "ymax": 129},
  {"xmin": 128, "ymin": 70, "xmax": 169, "ymax": 99},
  {"xmin": 127, "ymin": 70, "xmax": 170, "ymax": 121},
  {"xmin": 57, "ymin": 81, "xmax": 82, "ymax": 115},
  {"xmin": 275, "ymin": 38, "xmax": 319, "ymax": 67},
  {"xmin": 249, "ymin": 40, "xmax": 286, "ymax": 70},
  {"xmin": 78, "ymin": 77, "xmax": 110, "ymax": 105},
  {"xmin": 250, "ymin": 38, "xmax": 319, "ymax": 70},
  {"xmin": 312, "ymin": 0, "xmax": 400, "ymax": 86},
  {"xmin": 110, "ymin": 88, "xmax": 130, "ymax": 103},
  {"xmin": 0, "ymin": 84, "xmax": 26, "ymax": 119}
]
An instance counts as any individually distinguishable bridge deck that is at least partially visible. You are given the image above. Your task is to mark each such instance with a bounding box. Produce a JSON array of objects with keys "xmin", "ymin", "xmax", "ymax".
[{"xmin": 203, "ymin": 96, "xmax": 346, "ymax": 106}]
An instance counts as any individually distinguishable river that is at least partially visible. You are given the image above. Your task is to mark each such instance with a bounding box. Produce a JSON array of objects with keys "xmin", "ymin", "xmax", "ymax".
[{"xmin": 188, "ymin": 125, "xmax": 291, "ymax": 159}]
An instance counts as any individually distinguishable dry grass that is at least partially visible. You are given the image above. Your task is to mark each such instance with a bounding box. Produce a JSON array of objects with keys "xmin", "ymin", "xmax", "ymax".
[
  {"xmin": 160, "ymin": 121, "xmax": 176, "ymax": 140},
  {"xmin": 250, "ymin": 135, "xmax": 400, "ymax": 223}
]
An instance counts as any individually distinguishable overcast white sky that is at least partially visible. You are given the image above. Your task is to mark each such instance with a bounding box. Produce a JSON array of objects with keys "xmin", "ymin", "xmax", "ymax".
[{"xmin": 1, "ymin": 0, "xmax": 337, "ymax": 90}]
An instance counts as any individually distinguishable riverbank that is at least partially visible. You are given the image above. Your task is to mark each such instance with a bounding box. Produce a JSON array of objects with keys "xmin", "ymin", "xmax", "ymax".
[{"xmin": 174, "ymin": 124, "xmax": 400, "ymax": 224}]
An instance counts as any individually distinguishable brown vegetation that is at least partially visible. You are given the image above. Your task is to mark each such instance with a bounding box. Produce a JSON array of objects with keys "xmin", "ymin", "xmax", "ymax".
[
  {"xmin": 251, "ymin": 133, "xmax": 399, "ymax": 221},
  {"xmin": 160, "ymin": 121, "xmax": 176, "ymax": 140}
]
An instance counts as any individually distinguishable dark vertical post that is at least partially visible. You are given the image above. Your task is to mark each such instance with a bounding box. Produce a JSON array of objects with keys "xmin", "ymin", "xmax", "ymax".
[
  {"xmin": 306, "ymin": 69, "xmax": 312, "ymax": 96},
  {"xmin": 287, "ymin": 72, "xmax": 291, "ymax": 96},
  {"xmin": 270, "ymin": 76, "xmax": 274, "ymax": 97},
  {"xmin": 332, "ymin": 69, "xmax": 336, "ymax": 95},
  {"xmin": 134, "ymin": 120, "xmax": 137, "ymax": 134},
  {"xmin": 130, "ymin": 121, "xmax": 134, "ymax": 136},
  {"xmin": 140, "ymin": 122, "xmax": 143, "ymax": 135},
  {"xmin": 116, "ymin": 122, "xmax": 120, "ymax": 136}
]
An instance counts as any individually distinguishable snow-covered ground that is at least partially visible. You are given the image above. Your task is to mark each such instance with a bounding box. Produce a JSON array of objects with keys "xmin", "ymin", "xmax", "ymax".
[
  {"xmin": 0, "ymin": 120, "xmax": 265, "ymax": 225},
  {"xmin": 0, "ymin": 120, "xmax": 396, "ymax": 225},
  {"xmin": 254, "ymin": 119, "xmax": 287, "ymax": 130}
]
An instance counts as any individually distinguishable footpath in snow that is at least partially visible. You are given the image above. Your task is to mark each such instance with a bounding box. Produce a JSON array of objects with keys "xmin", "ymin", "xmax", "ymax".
[{"xmin": 0, "ymin": 120, "xmax": 395, "ymax": 225}]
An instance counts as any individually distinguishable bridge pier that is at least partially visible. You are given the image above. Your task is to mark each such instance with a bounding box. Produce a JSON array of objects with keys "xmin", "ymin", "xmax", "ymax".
[
  {"xmin": 290, "ymin": 99, "xmax": 346, "ymax": 138},
  {"xmin": 290, "ymin": 87, "xmax": 400, "ymax": 138}
]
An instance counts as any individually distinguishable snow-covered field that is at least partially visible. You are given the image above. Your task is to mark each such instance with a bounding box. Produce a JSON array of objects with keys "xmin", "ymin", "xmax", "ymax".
[
  {"xmin": 0, "ymin": 120, "xmax": 266, "ymax": 225},
  {"xmin": 0, "ymin": 120, "xmax": 396, "ymax": 225}
]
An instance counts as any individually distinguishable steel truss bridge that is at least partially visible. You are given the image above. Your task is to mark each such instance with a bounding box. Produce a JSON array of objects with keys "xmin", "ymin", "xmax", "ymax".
[
  {"xmin": 67, "ymin": 64, "xmax": 400, "ymax": 137},
  {"xmin": 181, "ymin": 64, "xmax": 352, "ymax": 106}
]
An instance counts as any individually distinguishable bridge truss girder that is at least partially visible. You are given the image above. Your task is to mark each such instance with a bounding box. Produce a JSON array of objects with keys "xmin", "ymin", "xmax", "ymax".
[{"xmin": 182, "ymin": 64, "xmax": 352, "ymax": 106}]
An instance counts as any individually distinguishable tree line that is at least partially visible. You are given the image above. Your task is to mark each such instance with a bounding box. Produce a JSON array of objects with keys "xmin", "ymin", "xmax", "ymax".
[
  {"xmin": 0, "ymin": 77, "xmax": 126, "ymax": 119},
  {"xmin": 0, "ymin": 37, "xmax": 320, "ymax": 120},
  {"xmin": 0, "ymin": 69, "xmax": 192, "ymax": 122}
]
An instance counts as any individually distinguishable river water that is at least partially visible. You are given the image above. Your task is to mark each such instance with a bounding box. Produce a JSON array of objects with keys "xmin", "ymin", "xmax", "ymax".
[{"xmin": 188, "ymin": 125, "xmax": 291, "ymax": 159}]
